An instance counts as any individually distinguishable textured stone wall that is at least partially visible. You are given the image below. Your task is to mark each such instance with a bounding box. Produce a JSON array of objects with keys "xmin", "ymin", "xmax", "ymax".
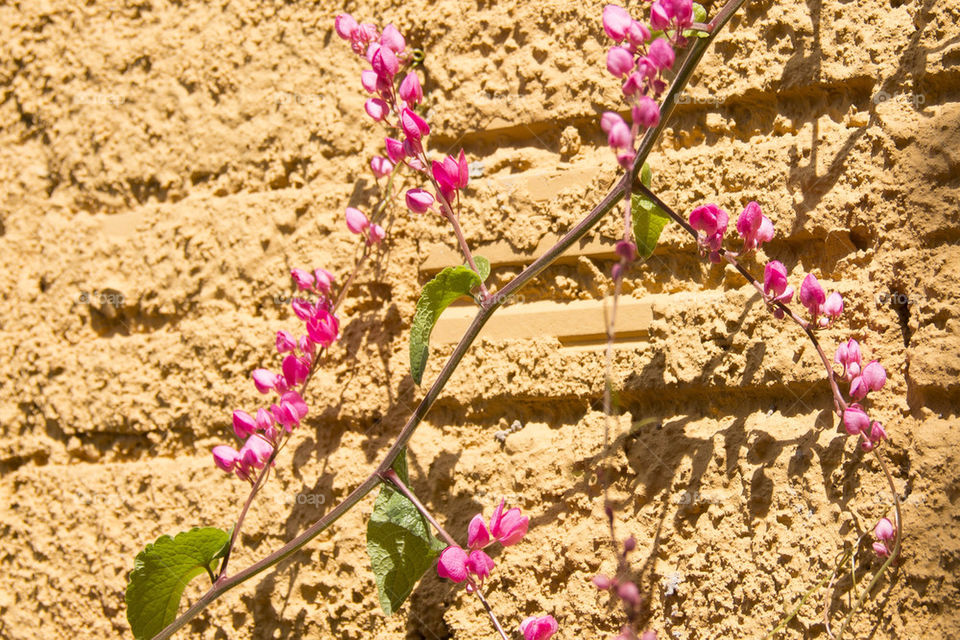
[{"xmin": 1, "ymin": 0, "xmax": 958, "ymax": 638}]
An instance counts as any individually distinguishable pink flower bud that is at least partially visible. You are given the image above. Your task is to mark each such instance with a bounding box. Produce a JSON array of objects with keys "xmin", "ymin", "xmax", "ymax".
[
  {"xmin": 862, "ymin": 360, "xmax": 887, "ymax": 392},
  {"xmin": 356, "ymin": 23, "xmax": 378, "ymax": 44},
  {"xmin": 360, "ymin": 69, "xmax": 379, "ymax": 93},
  {"xmin": 592, "ymin": 574, "xmax": 613, "ymax": 590},
  {"xmin": 213, "ymin": 445, "xmax": 240, "ymax": 472},
  {"xmin": 437, "ymin": 546, "xmax": 469, "ymax": 583},
  {"xmin": 763, "ymin": 260, "xmax": 790, "ymax": 298},
  {"xmin": 607, "ymin": 121, "xmax": 634, "ymax": 149},
  {"xmin": 371, "ymin": 46, "xmax": 399, "ymax": 78},
  {"xmin": 621, "ymin": 71, "xmax": 645, "ymax": 97},
  {"xmin": 455, "ymin": 149, "xmax": 469, "ymax": 189},
  {"xmin": 384, "ymin": 137, "xmax": 406, "ymax": 163},
  {"xmin": 870, "ymin": 421, "xmax": 887, "ymax": 442},
  {"xmin": 823, "ymin": 292, "xmax": 844, "ymax": 318},
  {"xmin": 345, "ymin": 207, "xmax": 370, "ymax": 234},
  {"xmin": 689, "ymin": 203, "xmax": 729, "ymax": 237},
  {"xmin": 467, "ymin": 550, "xmax": 495, "ymax": 581},
  {"xmin": 648, "ymin": 38, "xmax": 675, "ymax": 70},
  {"xmin": 255, "ymin": 408, "xmax": 274, "ymax": 431},
  {"xmin": 736, "ymin": 201, "xmax": 774, "ymax": 251},
  {"xmin": 842, "ymin": 404, "xmax": 870, "ymax": 435},
  {"xmin": 626, "ymin": 20, "xmax": 651, "ymax": 46},
  {"xmin": 489, "ymin": 499, "xmax": 529, "ymax": 546},
  {"xmin": 800, "ymin": 273, "xmax": 826, "ymax": 316},
  {"xmin": 607, "ymin": 46, "xmax": 635, "ymax": 77},
  {"xmin": 650, "ymin": 2, "xmax": 673, "ymax": 30},
  {"xmin": 623, "ymin": 535, "xmax": 637, "ymax": 552},
  {"xmin": 617, "ymin": 150, "xmax": 636, "ymax": 170},
  {"xmin": 251, "ymin": 369, "xmax": 279, "ymax": 394},
  {"xmin": 276, "ymin": 330, "xmax": 297, "ymax": 353},
  {"xmin": 306, "ymin": 310, "xmax": 339, "ymax": 348},
  {"xmin": 281, "ymin": 390, "xmax": 309, "ymax": 420},
  {"xmin": 364, "ymin": 98, "xmax": 389, "ymax": 121},
  {"xmin": 400, "ymin": 107, "xmax": 430, "ymax": 141},
  {"xmin": 616, "ymin": 239, "xmax": 637, "ymax": 261},
  {"xmin": 520, "ymin": 615, "xmax": 559, "ymax": 640},
  {"xmin": 291, "ymin": 268, "xmax": 316, "ymax": 292},
  {"xmin": 314, "ymin": 268, "xmax": 335, "ymax": 294},
  {"xmin": 291, "ymin": 298, "xmax": 314, "ymax": 322},
  {"xmin": 611, "ymin": 263, "xmax": 623, "ymax": 281},
  {"xmin": 380, "ymin": 24, "xmax": 405, "ymax": 53},
  {"xmin": 334, "ymin": 14, "xmax": 358, "ymax": 40},
  {"xmin": 602, "ymin": 4, "xmax": 633, "ymax": 41},
  {"xmin": 367, "ymin": 223, "xmax": 385, "ymax": 245},
  {"xmin": 240, "ymin": 435, "xmax": 273, "ymax": 469},
  {"xmin": 282, "ymin": 354, "xmax": 308, "ymax": 386},
  {"xmin": 875, "ymin": 517, "xmax": 896, "ymax": 542},
  {"xmin": 601, "ymin": 111, "xmax": 627, "ymax": 133},
  {"xmin": 633, "ymin": 95, "xmax": 661, "ymax": 128},
  {"xmin": 468, "ymin": 514, "xmax": 491, "ymax": 549},
  {"xmin": 617, "ymin": 580, "xmax": 641, "ymax": 606},
  {"xmin": 405, "ymin": 188, "xmax": 435, "ymax": 214},
  {"xmin": 398, "ymin": 72, "xmax": 423, "ymax": 104},
  {"xmin": 232, "ymin": 410, "xmax": 257, "ymax": 439},
  {"xmin": 850, "ymin": 375, "xmax": 868, "ymax": 400},
  {"xmin": 873, "ymin": 541, "xmax": 890, "ymax": 557},
  {"xmin": 370, "ymin": 156, "xmax": 393, "ymax": 179}
]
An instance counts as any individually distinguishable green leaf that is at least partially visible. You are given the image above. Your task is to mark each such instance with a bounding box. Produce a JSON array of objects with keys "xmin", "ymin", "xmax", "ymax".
[
  {"xmin": 409, "ymin": 257, "xmax": 489, "ymax": 385},
  {"xmin": 683, "ymin": 3, "xmax": 710, "ymax": 38},
  {"xmin": 631, "ymin": 167, "xmax": 671, "ymax": 259},
  {"xmin": 126, "ymin": 527, "xmax": 230, "ymax": 640},
  {"xmin": 366, "ymin": 451, "xmax": 445, "ymax": 616}
]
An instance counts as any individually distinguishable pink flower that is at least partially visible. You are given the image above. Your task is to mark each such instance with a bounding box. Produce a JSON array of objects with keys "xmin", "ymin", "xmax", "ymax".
[
  {"xmin": 291, "ymin": 268, "xmax": 315, "ymax": 291},
  {"xmin": 467, "ymin": 550, "xmax": 495, "ymax": 581},
  {"xmin": 360, "ymin": 69, "xmax": 378, "ymax": 93},
  {"xmin": 633, "ymin": 96, "xmax": 660, "ymax": 129},
  {"xmin": 601, "ymin": 111, "xmax": 627, "ymax": 134},
  {"xmin": 276, "ymin": 330, "xmax": 297, "ymax": 353},
  {"xmin": 380, "ymin": 24, "xmax": 405, "ymax": 53},
  {"xmin": 875, "ymin": 517, "xmax": 896, "ymax": 542},
  {"xmin": 212, "ymin": 445, "xmax": 240, "ymax": 472},
  {"xmin": 650, "ymin": 2, "xmax": 672, "ymax": 30},
  {"xmin": 399, "ymin": 72, "xmax": 423, "ymax": 104},
  {"xmin": 607, "ymin": 121, "xmax": 634, "ymax": 150},
  {"xmin": 822, "ymin": 291, "xmax": 844, "ymax": 321},
  {"xmin": 282, "ymin": 354, "xmax": 309, "ymax": 386},
  {"xmin": 400, "ymin": 107, "xmax": 430, "ymax": 141},
  {"xmin": 861, "ymin": 360, "xmax": 887, "ymax": 392},
  {"xmin": 622, "ymin": 71, "xmax": 645, "ymax": 97},
  {"xmin": 252, "ymin": 369, "xmax": 280, "ymax": 394},
  {"xmin": 842, "ymin": 404, "xmax": 870, "ymax": 435},
  {"xmin": 468, "ymin": 514, "xmax": 491, "ymax": 549},
  {"xmin": 799, "ymin": 273, "xmax": 826, "ymax": 317},
  {"xmin": 291, "ymin": 298, "xmax": 314, "ymax": 322},
  {"xmin": 367, "ymin": 223, "xmax": 385, "ymax": 245},
  {"xmin": 489, "ymin": 499, "xmax": 529, "ymax": 546},
  {"xmin": 384, "ymin": 137, "xmax": 406, "ymax": 163},
  {"xmin": 873, "ymin": 541, "xmax": 890, "ymax": 557},
  {"xmin": 345, "ymin": 207, "xmax": 370, "ymax": 234},
  {"xmin": 648, "ymin": 38, "xmax": 675, "ymax": 70},
  {"xmin": 735, "ymin": 201, "xmax": 774, "ymax": 251},
  {"xmin": 667, "ymin": 0, "xmax": 694, "ymax": 25},
  {"xmin": 371, "ymin": 46, "xmax": 399, "ymax": 78},
  {"xmin": 240, "ymin": 435, "xmax": 273, "ymax": 469},
  {"xmin": 306, "ymin": 310, "xmax": 339, "ymax": 348},
  {"xmin": 365, "ymin": 98, "xmax": 389, "ymax": 121},
  {"xmin": 626, "ymin": 20, "xmax": 651, "ymax": 46},
  {"xmin": 607, "ymin": 46, "xmax": 634, "ymax": 77},
  {"xmin": 437, "ymin": 546, "xmax": 469, "ymax": 583},
  {"xmin": 405, "ymin": 188, "xmax": 435, "ymax": 214},
  {"xmin": 869, "ymin": 421, "xmax": 887, "ymax": 442},
  {"xmin": 603, "ymin": 4, "xmax": 633, "ymax": 41},
  {"xmin": 334, "ymin": 14, "xmax": 358, "ymax": 40},
  {"xmin": 255, "ymin": 408, "xmax": 274, "ymax": 431},
  {"xmin": 592, "ymin": 574, "xmax": 613, "ymax": 590},
  {"xmin": 281, "ymin": 390, "xmax": 309, "ymax": 420},
  {"xmin": 314, "ymin": 268, "xmax": 335, "ymax": 294},
  {"xmin": 232, "ymin": 410, "xmax": 257, "ymax": 439},
  {"xmin": 617, "ymin": 580, "xmax": 640, "ymax": 606},
  {"xmin": 689, "ymin": 203, "xmax": 727, "ymax": 236},
  {"xmin": 520, "ymin": 615, "xmax": 558, "ymax": 640}
]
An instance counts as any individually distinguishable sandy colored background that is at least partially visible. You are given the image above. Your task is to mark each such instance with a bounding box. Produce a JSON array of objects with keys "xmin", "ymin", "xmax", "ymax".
[{"xmin": 1, "ymin": 0, "xmax": 958, "ymax": 638}]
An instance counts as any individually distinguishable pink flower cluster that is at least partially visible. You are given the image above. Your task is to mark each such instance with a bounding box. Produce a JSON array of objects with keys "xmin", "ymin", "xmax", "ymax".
[
  {"xmin": 211, "ymin": 268, "xmax": 342, "ymax": 482},
  {"xmin": 520, "ymin": 615, "xmax": 559, "ymax": 640},
  {"xmin": 335, "ymin": 14, "xmax": 471, "ymax": 220},
  {"xmin": 600, "ymin": 2, "xmax": 692, "ymax": 168},
  {"xmin": 436, "ymin": 499, "xmax": 529, "ymax": 589},
  {"xmin": 837, "ymin": 338, "xmax": 888, "ymax": 451}
]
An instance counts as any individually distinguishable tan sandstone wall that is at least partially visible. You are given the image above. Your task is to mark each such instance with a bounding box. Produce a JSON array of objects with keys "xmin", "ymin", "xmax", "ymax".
[{"xmin": 1, "ymin": 0, "xmax": 958, "ymax": 638}]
